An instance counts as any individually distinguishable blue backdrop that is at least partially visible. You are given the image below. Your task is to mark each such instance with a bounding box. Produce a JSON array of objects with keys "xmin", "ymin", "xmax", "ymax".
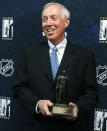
[{"xmin": 0, "ymin": 0, "xmax": 107, "ymax": 131}]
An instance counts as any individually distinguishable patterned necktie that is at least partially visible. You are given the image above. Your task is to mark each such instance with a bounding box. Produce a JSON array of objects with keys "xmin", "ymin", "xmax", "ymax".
[{"xmin": 50, "ymin": 46, "xmax": 59, "ymax": 79}]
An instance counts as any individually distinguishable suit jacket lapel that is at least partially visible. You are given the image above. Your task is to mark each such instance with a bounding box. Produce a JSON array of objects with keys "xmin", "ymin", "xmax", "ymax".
[
  {"xmin": 53, "ymin": 42, "xmax": 78, "ymax": 85},
  {"xmin": 39, "ymin": 42, "xmax": 53, "ymax": 84}
]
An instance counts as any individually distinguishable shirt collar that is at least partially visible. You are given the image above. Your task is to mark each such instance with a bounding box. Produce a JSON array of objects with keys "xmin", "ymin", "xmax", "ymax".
[{"xmin": 48, "ymin": 37, "xmax": 67, "ymax": 50}]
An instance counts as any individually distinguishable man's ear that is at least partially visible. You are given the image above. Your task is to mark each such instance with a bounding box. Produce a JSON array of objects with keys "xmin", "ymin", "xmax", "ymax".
[{"xmin": 64, "ymin": 18, "xmax": 70, "ymax": 28}]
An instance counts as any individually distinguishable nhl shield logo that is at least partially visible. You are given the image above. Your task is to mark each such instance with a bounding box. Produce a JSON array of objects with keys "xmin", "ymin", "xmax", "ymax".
[
  {"xmin": 0, "ymin": 59, "xmax": 14, "ymax": 77},
  {"xmin": 96, "ymin": 65, "xmax": 107, "ymax": 86}
]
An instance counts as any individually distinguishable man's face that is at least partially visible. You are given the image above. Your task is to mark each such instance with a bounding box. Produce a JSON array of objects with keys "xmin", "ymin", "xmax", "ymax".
[{"xmin": 42, "ymin": 5, "xmax": 70, "ymax": 45}]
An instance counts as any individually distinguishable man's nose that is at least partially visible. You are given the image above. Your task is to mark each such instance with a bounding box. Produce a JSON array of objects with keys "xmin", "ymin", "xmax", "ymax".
[{"xmin": 46, "ymin": 19, "xmax": 52, "ymax": 26}]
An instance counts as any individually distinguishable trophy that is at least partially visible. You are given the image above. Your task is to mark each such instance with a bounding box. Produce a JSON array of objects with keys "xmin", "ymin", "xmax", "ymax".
[{"xmin": 51, "ymin": 70, "xmax": 73, "ymax": 116}]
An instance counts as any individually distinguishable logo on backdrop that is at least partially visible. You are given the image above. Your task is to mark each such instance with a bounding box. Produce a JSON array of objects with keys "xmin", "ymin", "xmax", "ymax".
[
  {"xmin": 94, "ymin": 108, "xmax": 107, "ymax": 131},
  {"xmin": 0, "ymin": 97, "xmax": 11, "ymax": 119},
  {"xmin": 99, "ymin": 17, "xmax": 107, "ymax": 43},
  {"xmin": 96, "ymin": 65, "xmax": 107, "ymax": 86},
  {"xmin": 0, "ymin": 59, "xmax": 14, "ymax": 77},
  {"xmin": 2, "ymin": 17, "xmax": 13, "ymax": 40}
]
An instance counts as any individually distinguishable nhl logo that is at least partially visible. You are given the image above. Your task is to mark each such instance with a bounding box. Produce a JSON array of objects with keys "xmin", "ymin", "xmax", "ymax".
[
  {"xmin": 94, "ymin": 108, "xmax": 107, "ymax": 131},
  {"xmin": 0, "ymin": 59, "xmax": 14, "ymax": 77},
  {"xmin": 99, "ymin": 17, "xmax": 107, "ymax": 43},
  {"xmin": 96, "ymin": 65, "xmax": 107, "ymax": 86},
  {"xmin": 0, "ymin": 97, "xmax": 11, "ymax": 119}
]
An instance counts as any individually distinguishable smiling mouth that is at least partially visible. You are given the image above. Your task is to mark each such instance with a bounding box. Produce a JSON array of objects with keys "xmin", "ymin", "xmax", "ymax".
[{"xmin": 46, "ymin": 28, "xmax": 55, "ymax": 33}]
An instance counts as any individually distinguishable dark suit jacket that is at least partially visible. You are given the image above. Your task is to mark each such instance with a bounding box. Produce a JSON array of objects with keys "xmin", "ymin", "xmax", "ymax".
[{"xmin": 13, "ymin": 41, "xmax": 98, "ymax": 131}]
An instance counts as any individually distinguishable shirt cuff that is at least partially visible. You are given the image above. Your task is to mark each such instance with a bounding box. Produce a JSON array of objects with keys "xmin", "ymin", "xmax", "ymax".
[{"xmin": 35, "ymin": 100, "xmax": 41, "ymax": 114}]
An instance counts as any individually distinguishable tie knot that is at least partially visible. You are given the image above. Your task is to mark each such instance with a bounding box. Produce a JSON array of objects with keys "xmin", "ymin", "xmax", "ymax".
[{"xmin": 52, "ymin": 47, "xmax": 58, "ymax": 52}]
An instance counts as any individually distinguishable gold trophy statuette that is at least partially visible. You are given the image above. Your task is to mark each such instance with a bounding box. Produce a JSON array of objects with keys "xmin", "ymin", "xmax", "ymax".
[{"xmin": 51, "ymin": 70, "xmax": 73, "ymax": 116}]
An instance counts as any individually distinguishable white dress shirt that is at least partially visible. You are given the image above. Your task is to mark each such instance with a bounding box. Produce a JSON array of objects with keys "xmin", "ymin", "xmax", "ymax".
[{"xmin": 48, "ymin": 37, "xmax": 67, "ymax": 65}]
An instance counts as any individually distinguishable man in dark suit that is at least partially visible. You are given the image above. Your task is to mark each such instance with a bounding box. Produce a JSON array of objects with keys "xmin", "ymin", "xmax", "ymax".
[{"xmin": 13, "ymin": 2, "xmax": 98, "ymax": 131}]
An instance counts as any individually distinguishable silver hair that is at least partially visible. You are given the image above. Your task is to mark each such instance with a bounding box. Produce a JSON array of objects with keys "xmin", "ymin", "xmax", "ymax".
[{"xmin": 42, "ymin": 2, "xmax": 70, "ymax": 19}]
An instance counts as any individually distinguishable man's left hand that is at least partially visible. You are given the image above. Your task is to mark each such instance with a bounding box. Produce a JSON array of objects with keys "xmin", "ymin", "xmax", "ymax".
[{"xmin": 64, "ymin": 102, "xmax": 78, "ymax": 120}]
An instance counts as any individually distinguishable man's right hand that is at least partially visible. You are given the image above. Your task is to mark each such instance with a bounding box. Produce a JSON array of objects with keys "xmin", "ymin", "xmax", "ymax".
[{"xmin": 38, "ymin": 100, "xmax": 54, "ymax": 116}]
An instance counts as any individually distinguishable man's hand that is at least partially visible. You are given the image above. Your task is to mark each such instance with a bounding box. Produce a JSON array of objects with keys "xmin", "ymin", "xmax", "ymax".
[
  {"xmin": 38, "ymin": 100, "xmax": 54, "ymax": 116},
  {"xmin": 64, "ymin": 102, "xmax": 78, "ymax": 120}
]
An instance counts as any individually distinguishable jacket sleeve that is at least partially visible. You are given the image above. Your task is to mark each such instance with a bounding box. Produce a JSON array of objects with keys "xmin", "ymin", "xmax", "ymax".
[
  {"xmin": 75, "ymin": 53, "xmax": 99, "ymax": 117},
  {"xmin": 12, "ymin": 48, "xmax": 39, "ymax": 115}
]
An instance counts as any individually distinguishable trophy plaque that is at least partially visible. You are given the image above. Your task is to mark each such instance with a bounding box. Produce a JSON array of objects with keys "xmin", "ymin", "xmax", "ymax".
[{"xmin": 51, "ymin": 71, "xmax": 73, "ymax": 116}]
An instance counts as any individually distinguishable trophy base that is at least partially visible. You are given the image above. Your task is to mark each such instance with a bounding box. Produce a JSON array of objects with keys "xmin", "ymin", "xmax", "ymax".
[{"xmin": 51, "ymin": 104, "xmax": 72, "ymax": 116}]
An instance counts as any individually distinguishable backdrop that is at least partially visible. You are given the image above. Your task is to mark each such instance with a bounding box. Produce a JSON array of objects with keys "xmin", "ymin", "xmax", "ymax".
[{"xmin": 0, "ymin": 0, "xmax": 107, "ymax": 131}]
